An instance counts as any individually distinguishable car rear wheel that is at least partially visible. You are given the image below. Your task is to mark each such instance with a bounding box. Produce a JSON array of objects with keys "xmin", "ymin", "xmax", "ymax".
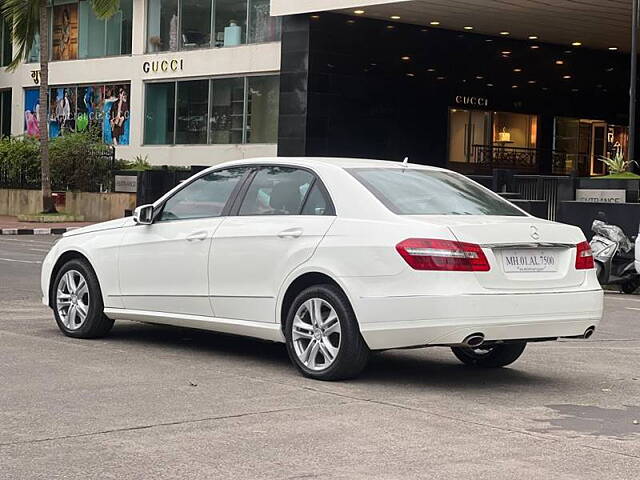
[
  {"xmin": 451, "ymin": 342, "xmax": 526, "ymax": 368},
  {"xmin": 285, "ymin": 284, "xmax": 369, "ymax": 381},
  {"xmin": 52, "ymin": 259, "xmax": 114, "ymax": 339}
]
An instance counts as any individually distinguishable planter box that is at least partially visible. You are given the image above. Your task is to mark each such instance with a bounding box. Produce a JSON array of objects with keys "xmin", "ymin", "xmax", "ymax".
[{"xmin": 577, "ymin": 178, "xmax": 640, "ymax": 203}]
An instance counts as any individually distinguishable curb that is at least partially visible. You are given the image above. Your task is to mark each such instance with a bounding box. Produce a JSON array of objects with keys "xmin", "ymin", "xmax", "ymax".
[{"xmin": 0, "ymin": 227, "xmax": 77, "ymax": 235}]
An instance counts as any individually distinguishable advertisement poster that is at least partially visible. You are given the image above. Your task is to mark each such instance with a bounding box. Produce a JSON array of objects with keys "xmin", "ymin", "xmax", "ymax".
[
  {"xmin": 77, "ymin": 85, "xmax": 105, "ymax": 133},
  {"xmin": 49, "ymin": 88, "xmax": 77, "ymax": 138},
  {"xmin": 103, "ymin": 84, "xmax": 130, "ymax": 145},
  {"xmin": 24, "ymin": 89, "xmax": 40, "ymax": 138},
  {"xmin": 52, "ymin": 4, "xmax": 78, "ymax": 61}
]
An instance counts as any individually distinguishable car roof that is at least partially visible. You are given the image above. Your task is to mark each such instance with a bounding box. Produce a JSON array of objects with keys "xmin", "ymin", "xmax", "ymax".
[{"xmin": 207, "ymin": 157, "xmax": 448, "ymax": 172}]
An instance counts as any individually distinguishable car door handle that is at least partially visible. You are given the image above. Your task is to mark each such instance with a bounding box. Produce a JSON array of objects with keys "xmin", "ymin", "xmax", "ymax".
[
  {"xmin": 186, "ymin": 231, "xmax": 208, "ymax": 242},
  {"xmin": 278, "ymin": 228, "xmax": 303, "ymax": 239}
]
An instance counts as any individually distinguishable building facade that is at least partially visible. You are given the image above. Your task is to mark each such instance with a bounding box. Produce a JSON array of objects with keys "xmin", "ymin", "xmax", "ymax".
[
  {"xmin": 0, "ymin": 0, "xmax": 282, "ymax": 166},
  {"xmin": 0, "ymin": 0, "xmax": 637, "ymax": 175}
]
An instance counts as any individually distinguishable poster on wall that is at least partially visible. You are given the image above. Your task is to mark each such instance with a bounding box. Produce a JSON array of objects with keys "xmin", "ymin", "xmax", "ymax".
[
  {"xmin": 24, "ymin": 89, "xmax": 40, "ymax": 138},
  {"xmin": 103, "ymin": 84, "xmax": 130, "ymax": 146},
  {"xmin": 49, "ymin": 87, "xmax": 77, "ymax": 138},
  {"xmin": 52, "ymin": 4, "xmax": 78, "ymax": 61},
  {"xmin": 77, "ymin": 85, "xmax": 105, "ymax": 133}
]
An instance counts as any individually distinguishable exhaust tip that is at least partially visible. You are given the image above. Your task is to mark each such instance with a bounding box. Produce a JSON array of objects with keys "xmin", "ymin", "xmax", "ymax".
[
  {"xmin": 463, "ymin": 333, "xmax": 485, "ymax": 348},
  {"xmin": 584, "ymin": 326, "xmax": 596, "ymax": 339}
]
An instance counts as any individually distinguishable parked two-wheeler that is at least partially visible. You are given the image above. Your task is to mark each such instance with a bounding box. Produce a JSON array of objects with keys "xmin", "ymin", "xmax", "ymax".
[{"xmin": 589, "ymin": 214, "xmax": 640, "ymax": 294}]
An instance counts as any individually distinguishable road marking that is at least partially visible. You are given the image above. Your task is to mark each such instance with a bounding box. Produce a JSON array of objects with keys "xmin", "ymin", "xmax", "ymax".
[
  {"xmin": 0, "ymin": 257, "xmax": 42, "ymax": 264},
  {"xmin": 28, "ymin": 248, "xmax": 50, "ymax": 253},
  {"xmin": 606, "ymin": 296, "xmax": 640, "ymax": 303},
  {"xmin": 625, "ymin": 307, "xmax": 640, "ymax": 311},
  {"xmin": 0, "ymin": 237, "xmax": 55, "ymax": 246}
]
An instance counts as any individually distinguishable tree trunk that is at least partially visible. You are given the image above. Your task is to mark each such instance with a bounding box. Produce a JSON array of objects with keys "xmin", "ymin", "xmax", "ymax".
[{"xmin": 39, "ymin": 0, "xmax": 55, "ymax": 213}]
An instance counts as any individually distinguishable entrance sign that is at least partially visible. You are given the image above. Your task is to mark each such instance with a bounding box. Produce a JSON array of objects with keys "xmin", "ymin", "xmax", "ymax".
[
  {"xmin": 575, "ymin": 189, "xmax": 626, "ymax": 203},
  {"xmin": 115, "ymin": 175, "xmax": 138, "ymax": 193}
]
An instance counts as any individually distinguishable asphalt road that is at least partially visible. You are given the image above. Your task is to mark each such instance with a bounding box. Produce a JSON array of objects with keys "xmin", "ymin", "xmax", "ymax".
[{"xmin": 1, "ymin": 235, "xmax": 639, "ymax": 479}]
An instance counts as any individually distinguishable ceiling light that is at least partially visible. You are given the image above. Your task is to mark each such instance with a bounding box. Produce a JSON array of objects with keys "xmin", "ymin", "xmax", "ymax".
[
  {"xmin": 571, "ymin": 41, "xmax": 582, "ymax": 46},
  {"xmin": 501, "ymin": 50, "xmax": 511, "ymax": 55},
  {"xmin": 430, "ymin": 21, "xmax": 440, "ymax": 25},
  {"xmin": 513, "ymin": 68, "xmax": 522, "ymax": 72},
  {"xmin": 390, "ymin": 15, "xmax": 401, "ymax": 20},
  {"xmin": 572, "ymin": 88, "xmax": 579, "ymax": 92},
  {"xmin": 528, "ymin": 80, "xmax": 537, "ymax": 84},
  {"xmin": 436, "ymin": 76, "xmax": 446, "ymax": 80},
  {"xmin": 609, "ymin": 46, "xmax": 618, "ymax": 51},
  {"xmin": 528, "ymin": 35, "xmax": 538, "ymax": 40},
  {"xmin": 475, "ymin": 75, "xmax": 484, "ymax": 79},
  {"xmin": 530, "ymin": 45, "xmax": 540, "ymax": 49},
  {"xmin": 346, "ymin": 19, "xmax": 355, "ymax": 24},
  {"xmin": 421, "ymin": 28, "xmax": 428, "ymax": 32},
  {"xmin": 386, "ymin": 25, "xmax": 395, "ymax": 30},
  {"xmin": 555, "ymin": 60, "xmax": 564, "ymax": 65},
  {"xmin": 310, "ymin": 15, "xmax": 320, "ymax": 19},
  {"xmin": 406, "ymin": 73, "xmax": 415, "ymax": 77},
  {"xmin": 427, "ymin": 68, "xmax": 436, "ymax": 72},
  {"xmin": 511, "ymin": 85, "xmax": 519, "ymax": 88},
  {"xmin": 463, "ymin": 26, "xmax": 474, "ymax": 30},
  {"xmin": 353, "ymin": 9, "xmax": 365, "ymax": 14},
  {"xmin": 563, "ymin": 75, "xmax": 572, "ymax": 79},
  {"xmin": 500, "ymin": 31, "xmax": 510, "ymax": 35},
  {"xmin": 485, "ymin": 39, "xmax": 494, "ymax": 43},
  {"xmin": 487, "ymin": 83, "xmax": 494, "ymax": 87},
  {"xmin": 401, "ymin": 56, "xmax": 411, "ymax": 61}
]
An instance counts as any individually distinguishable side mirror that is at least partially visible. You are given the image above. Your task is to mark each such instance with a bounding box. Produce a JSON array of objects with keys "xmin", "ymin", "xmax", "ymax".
[{"xmin": 133, "ymin": 204, "xmax": 154, "ymax": 225}]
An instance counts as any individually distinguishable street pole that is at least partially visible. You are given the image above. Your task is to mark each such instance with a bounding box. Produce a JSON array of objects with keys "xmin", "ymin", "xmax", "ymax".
[{"xmin": 630, "ymin": 0, "xmax": 639, "ymax": 163}]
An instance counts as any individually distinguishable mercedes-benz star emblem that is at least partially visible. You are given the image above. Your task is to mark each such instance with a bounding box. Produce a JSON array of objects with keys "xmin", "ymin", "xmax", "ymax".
[{"xmin": 530, "ymin": 225, "xmax": 540, "ymax": 240}]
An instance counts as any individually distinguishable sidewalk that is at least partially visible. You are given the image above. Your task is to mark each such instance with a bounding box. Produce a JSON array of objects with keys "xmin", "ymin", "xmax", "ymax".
[{"xmin": 0, "ymin": 216, "xmax": 94, "ymax": 235}]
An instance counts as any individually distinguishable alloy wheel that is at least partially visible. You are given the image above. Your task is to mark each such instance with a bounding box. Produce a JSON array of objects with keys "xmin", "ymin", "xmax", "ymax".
[
  {"xmin": 291, "ymin": 298, "xmax": 342, "ymax": 371},
  {"xmin": 56, "ymin": 270, "xmax": 90, "ymax": 331}
]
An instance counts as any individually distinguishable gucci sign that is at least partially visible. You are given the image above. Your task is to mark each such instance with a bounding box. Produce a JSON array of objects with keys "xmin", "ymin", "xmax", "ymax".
[
  {"xmin": 455, "ymin": 95, "xmax": 489, "ymax": 107},
  {"xmin": 142, "ymin": 59, "xmax": 184, "ymax": 74}
]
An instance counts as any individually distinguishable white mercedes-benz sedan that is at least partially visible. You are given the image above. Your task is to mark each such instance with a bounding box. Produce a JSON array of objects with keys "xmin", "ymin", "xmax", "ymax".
[{"xmin": 41, "ymin": 158, "xmax": 603, "ymax": 380}]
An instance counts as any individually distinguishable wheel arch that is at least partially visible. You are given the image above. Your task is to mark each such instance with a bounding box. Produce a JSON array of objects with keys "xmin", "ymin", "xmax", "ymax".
[
  {"xmin": 278, "ymin": 270, "xmax": 357, "ymax": 335},
  {"xmin": 49, "ymin": 250, "xmax": 95, "ymax": 308}
]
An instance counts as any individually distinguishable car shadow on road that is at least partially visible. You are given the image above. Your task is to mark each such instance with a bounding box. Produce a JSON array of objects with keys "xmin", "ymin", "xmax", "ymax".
[{"xmin": 104, "ymin": 321, "xmax": 554, "ymax": 390}]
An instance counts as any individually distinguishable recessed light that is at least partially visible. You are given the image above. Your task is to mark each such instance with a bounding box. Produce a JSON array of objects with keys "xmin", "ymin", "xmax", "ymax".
[
  {"xmin": 563, "ymin": 75, "xmax": 572, "ymax": 79},
  {"xmin": 346, "ymin": 19, "xmax": 355, "ymax": 24},
  {"xmin": 485, "ymin": 39, "xmax": 494, "ymax": 43},
  {"xmin": 430, "ymin": 21, "xmax": 441, "ymax": 25},
  {"xmin": 501, "ymin": 50, "xmax": 512, "ymax": 55},
  {"xmin": 386, "ymin": 25, "xmax": 395, "ymax": 30},
  {"xmin": 487, "ymin": 83, "xmax": 494, "ymax": 87},
  {"xmin": 390, "ymin": 15, "xmax": 401, "ymax": 20},
  {"xmin": 513, "ymin": 68, "xmax": 522, "ymax": 72},
  {"xmin": 475, "ymin": 75, "xmax": 484, "ymax": 79},
  {"xmin": 421, "ymin": 28, "xmax": 428, "ymax": 32},
  {"xmin": 310, "ymin": 14, "xmax": 320, "ymax": 19},
  {"xmin": 500, "ymin": 31, "xmax": 510, "ymax": 35},
  {"xmin": 609, "ymin": 46, "xmax": 618, "ymax": 51},
  {"xmin": 571, "ymin": 41, "xmax": 582, "ymax": 46},
  {"xmin": 436, "ymin": 76, "xmax": 446, "ymax": 80},
  {"xmin": 427, "ymin": 68, "xmax": 436, "ymax": 72},
  {"xmin": 511, "ymin": 85, "xmax": 519, "ymax": 88},
  {"xmin": 555, "ymin": 60, "xmax": 564, "ymax": 65},
  {"xmin": 463, "ymin": 26, "xmax": 474, "ymax": 30},
  {"xmin": 353, "ymin": 9, "xmax": 365, "ymax": 14},
  {"xmin": 401, "ymin": 56, "xmax": 411, "ymax": 61},
  {"xmin": 528, "ymin": 35, "xmax": 538, "ymax": 40},
  {"xmin": 606, "ymin": 67, "xmax": 614, "ymax": 72},
  {"xmin": 528, "ymin": 80, "xmax": 537, "ymax": 84},
  {"xmin": 530, "ymin": 45, "xmax": 540, "ymax": 49},
  {"xmin": 406, "ymin": 73, "xmax": 415, "ymax": 77}
]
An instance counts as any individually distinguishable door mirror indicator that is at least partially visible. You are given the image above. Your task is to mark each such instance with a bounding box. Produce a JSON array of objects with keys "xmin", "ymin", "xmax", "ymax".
[{"xmin": 133, "ymin": 205, "xmax": 154, "ymax": 225}]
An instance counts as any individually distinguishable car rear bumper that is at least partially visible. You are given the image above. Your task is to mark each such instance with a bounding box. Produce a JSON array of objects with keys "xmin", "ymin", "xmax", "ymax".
[{"xmin": 356, "ymin": 289, "xmax": 603, "ymax": 350}]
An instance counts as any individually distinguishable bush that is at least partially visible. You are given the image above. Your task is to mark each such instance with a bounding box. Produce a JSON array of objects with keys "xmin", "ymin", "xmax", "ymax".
[
  {"xmin": 0, "ymin": 133, "xmax": 115, "ymax": 191},
  {"xmin": 0, "ymin": 136, "xmax": 40, "ymax": 188}
]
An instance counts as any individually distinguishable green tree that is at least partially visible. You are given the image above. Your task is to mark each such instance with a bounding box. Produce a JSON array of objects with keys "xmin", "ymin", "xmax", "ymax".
[{"xmin": 0, "ymin": 0, "xmax": 121, "ymax": 213}]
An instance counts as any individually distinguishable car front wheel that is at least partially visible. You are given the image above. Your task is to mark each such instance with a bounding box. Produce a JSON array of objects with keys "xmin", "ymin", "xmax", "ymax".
[
  {"xmin": 285, "ymin": 284, "xmax": 369, "ymax": 381},
  {"xmin": 52, "ymin": 258, "xmax": 114, "ymax": 338},
  {"xmin": 451, "ymin": 342, "xmax": 526, "ymax": 368}
]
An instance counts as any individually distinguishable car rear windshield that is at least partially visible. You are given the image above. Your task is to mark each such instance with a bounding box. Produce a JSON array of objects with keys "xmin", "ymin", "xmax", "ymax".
[{"xmin": 348, "ymin": 168, "xmax": 526, "ymax": 216}]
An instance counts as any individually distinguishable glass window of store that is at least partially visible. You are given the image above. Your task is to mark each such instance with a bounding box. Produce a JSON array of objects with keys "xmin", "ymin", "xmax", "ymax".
[
  {"xmin": 146, "ymin": 0, "xmax": 280, "ymax": 53},
  {"xmin": 0, "ymin": 90, "xmax": 11, "ymax": 138},
  {"xmin": 1, "ymin": 21, "xmax": 12, "ymax": 67},
  {"xmin": 145, "ymin": 75, "xmax": 279, "ymax": 145}
]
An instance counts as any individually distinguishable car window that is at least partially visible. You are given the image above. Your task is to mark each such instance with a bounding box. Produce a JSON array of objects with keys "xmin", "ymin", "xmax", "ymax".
[
  {"xmin": 239, "ymin": 167, "xmax": 315, "ymax": 216},
  {"xmin": 301, "ymin": 183, "xmax": 331, "ymax": 216},
  {"xmin": 349, "ymin": 168, "xmax": 525, "ymax": 216},
  {"xmin": 159, "ymin": 167, "xmax": 248, "ymax": 221}
]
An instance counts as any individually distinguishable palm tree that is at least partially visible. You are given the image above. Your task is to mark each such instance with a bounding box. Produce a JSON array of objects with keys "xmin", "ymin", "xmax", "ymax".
[{"xmin": 0, "ymin": 0, "xmax": 121, "ymax": 213}]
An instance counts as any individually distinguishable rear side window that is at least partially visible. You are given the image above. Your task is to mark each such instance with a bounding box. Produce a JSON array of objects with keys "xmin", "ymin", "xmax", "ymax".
[
  {"xmin": 301, "ymin": 184, "xmax": 330, "ymax": 216},
  {"xmin": 239, "ymin": 167, "xmax": 315, "ymax": 215},
  {"xmin": 349, "ymin": 168, "xmax": 525, "ymax": 216}
]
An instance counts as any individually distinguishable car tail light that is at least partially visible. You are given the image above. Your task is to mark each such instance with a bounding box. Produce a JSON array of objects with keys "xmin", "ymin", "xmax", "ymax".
[
  {"xmin": 396, "ymin": 238, "xmax": 490, "ymax": 272},
  {"xmin": 575, "ymin": 241, "xmax": 594, "ymax": 270}
]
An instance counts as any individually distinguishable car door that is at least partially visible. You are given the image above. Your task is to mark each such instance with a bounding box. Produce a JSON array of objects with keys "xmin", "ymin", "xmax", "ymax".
[
  {"xmin": 210, "ymin": 165, "xmax": 336, "ymax": 323},
  {"xmin": 118, "ymin": 167, "xmax": 250, "ymax": 317}
]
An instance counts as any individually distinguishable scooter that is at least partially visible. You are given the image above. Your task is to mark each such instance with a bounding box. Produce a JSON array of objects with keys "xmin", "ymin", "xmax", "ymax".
[{"xmin": 589, "ymin": 213, "xmax": 640, "ymax": 294}]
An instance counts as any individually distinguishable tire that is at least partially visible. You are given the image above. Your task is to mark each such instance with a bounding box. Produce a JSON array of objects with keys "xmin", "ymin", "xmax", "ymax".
[
  {"xmin": 621, "ymin": 280, "xmax": 639, "ymax": 294},
  {"xmin": 51, "ymin": 258, "xmax": 114, "ymax": 339},
  {"xmin": 451, "ymin": 342, "xmax": 526, "ymax": 368},
  {"xmin": 284, "ymin": 284, "xmax": 369, "ymax": 381}
]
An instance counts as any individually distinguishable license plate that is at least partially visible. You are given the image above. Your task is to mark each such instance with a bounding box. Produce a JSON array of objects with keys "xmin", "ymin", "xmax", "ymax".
[{"xmin": 500, "ymin": 249, "xmax": 559, "ymax": 273}]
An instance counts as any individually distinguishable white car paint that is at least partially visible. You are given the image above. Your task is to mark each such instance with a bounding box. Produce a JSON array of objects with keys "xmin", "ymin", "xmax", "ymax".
[{"xmin": 42, "ymin": 157, "xmax": 603, "ymax": 351}]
